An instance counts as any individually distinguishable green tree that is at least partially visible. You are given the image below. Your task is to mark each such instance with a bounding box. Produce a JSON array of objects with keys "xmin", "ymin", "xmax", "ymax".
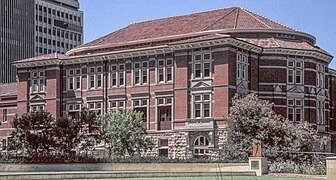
[
  {"xmin": 11, "ymin": 111, "xmax": 56, "ymax": 158},
  {"xmin": 99, "ymin": 110, "xmax": 154, "ymax": 157},
  {"xmin": 222, "ymin": 94, "xmax": 328, "ymax": 163},
  {"xmin": 79, "ymin": 108, "xmax": 101, "ymax": 155},
  {"xmin": 54, "ymin": 114, "xmax": 81, "ymax": 156}
]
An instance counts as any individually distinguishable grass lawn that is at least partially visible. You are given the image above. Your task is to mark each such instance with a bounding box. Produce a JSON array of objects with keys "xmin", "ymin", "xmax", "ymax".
[{"xmin": 110, "ymin": 176, "xmax": 323, "ymax": 180}]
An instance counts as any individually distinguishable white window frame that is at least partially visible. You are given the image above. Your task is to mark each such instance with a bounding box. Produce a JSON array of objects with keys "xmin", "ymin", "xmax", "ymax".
[
  {"xmin": 317, "ymin": 101, "xmax": 325, "ymax": 125},
  {"xmin": 317, "ymin": 64, "xmax": 325, "ymax": 88},
  {"xmin": 30, "ymin": 70, "xmax": 45, "ymax": 93},
  {"xmin": 156, "ymin": 59, "xmax": 173, "ymax": 84},
  {"xmin": 132, "ymin": 98, "xmax": 149, "ymax": 123},
  {"xmin": 133, "ymin": 62, "xmax": 149, "ymax": 86},
  {"xmin": 192, "ymin": 93, "xmax": 211, "ymax": 119},
  {"xmin": 237, "ymin": 53, "xmax": 248, "ymax": 81},
  {"xmin": 192, "ymin": 51, "xmax": 212, "ymax": 79},
  {"xmin": 67, "ymin": 68, "xmax": 81, "ymax": 91},
  {"xmin": 287, "ymin": 58, "xmax": 303, "ymax": 85},
  {"xmin": 109, "ymin": 99, "xmax": 126, "ymax": 111},
  {"xmin": 287, "ymin": 98, "xmax": 303, "ymax": 123},
  {"xmin": 110, "ymin": 63, "xmax": 125, "ymax": 87},
  {"xmin": 87, "ymin": 66, "xmax": 103, "ymax": 90}
]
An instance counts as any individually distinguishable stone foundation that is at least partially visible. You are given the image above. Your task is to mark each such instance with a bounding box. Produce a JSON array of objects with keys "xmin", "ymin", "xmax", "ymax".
[{"xmin": 144, "ymin": 129, "xmax": 227, "ymax": 159}]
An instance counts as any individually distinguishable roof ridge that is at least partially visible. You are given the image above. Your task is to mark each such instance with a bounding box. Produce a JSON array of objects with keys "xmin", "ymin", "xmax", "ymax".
[
  {"xmin": 234, "ymin": 6, "xmax": 239, "ymax": 29},
  {"xmin": 240, "ymin": 7, "xmax": 297, "ymax": 31},
  {"xmin": 239, "ymin": 7, "xmax": 271, "ymax": 29},
  {"xmin": 202, "ymin": 7, "xmax": 238, "ymax": 31}
]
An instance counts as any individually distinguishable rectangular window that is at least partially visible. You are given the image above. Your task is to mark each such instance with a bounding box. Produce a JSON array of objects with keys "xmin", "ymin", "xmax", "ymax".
[
  {"xmin": 317, "ymin": 64, "xmax": 325, "ymax": 88},
  {"xmin": 31, "ymin": 70, "xmax": 45, "ymax": 93},
  {"xmin": 110, "ymin": 100, "xmax": 125, "ymax": 111},
  {"xmin": 193, "ymin": 51, "xmax": 212, "ymax": 79},
  {"xmin": 2, "ymin": 109, "xmax": 7, "ymax": 123},
  {"xmin": 133, "ymin": 62, "xmax": 148, "ymax": 85},
  {"xmin": 287, "ymin": 99, "xmax": 303, "ymax": 122},
  {"xmin": 193, "ymin": 93, "xmax": 211, "ymax": 118},
  {"xmin": 317, "ymin": 101, "xmax": 325, "ymax": 125},
  {"xmin": 288, "ymin": 59, "xmax": 303, "ymax": 85},
  {"xmin": 133, "ymin": 99, "xmax": 148, "ymax": 122},
  {"xmin": 237, "ymin": 53, "xmax": 248, "ymax": 81},
  {"xmin": 89, "ymin": 75, "xmax": 95, "ymax": 89}
]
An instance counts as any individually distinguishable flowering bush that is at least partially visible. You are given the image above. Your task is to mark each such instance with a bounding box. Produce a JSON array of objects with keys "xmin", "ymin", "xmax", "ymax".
[{"xmin": 222, "ymin": 94, "xmax": 329, "ymax": 163}]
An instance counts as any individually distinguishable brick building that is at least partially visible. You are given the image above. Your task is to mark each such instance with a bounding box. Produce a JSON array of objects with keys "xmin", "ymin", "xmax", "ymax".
[{"xmin": 1, "ymin": 7, "xmax": 335, "ymax": 157}]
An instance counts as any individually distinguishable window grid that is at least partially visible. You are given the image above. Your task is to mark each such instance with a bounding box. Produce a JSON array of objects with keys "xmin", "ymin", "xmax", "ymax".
[
  {"xmin": 110, "ymin": 64, "xmax": 125, "ymax": 87},
  {"xmin": 2, "ymin": 109, "xmax": 7, "ymax": 123},
  {"xmin": 30, "ymin": 70, "xmax": 45, "ymax": 93},
  {"xmin": 133, "ymin": 62, "xmax": 149, "ymax": 86},
  {"xmin": 157, "ymin": 59, "xmax": 173, "ymax": 83},
  {"xmin": 317, "ymin": 101, "xmax": 325, "ymax": 125},
  {"xmin": 192, "ymin": 51, "xmax": 212, "ymax": 79},
  {"xmin": 133, "ymin": 99, "xmax": 148, "ymax": 122},
  {"xmin": 288, "ymin": 59, "xmax": 303, "ymax": 85},
  {"xmin": 193, "ymin": 93, "xmax": 211, "ymax": 119},
  {"xmin": 287, "ymin": 99, "xmax": 303, "ymax": 123},
  {"xmin": 88, "ymin": 66, "xmax": 103, "ymax": 89},
  {"xmin": 67, "ymin": 68, "xmax": 81, "ymax": 90},
  {"xmin": 317, "ymin": 64, "xmax": 325, "ymax": 88},
  {"xmin": 237, "ymin": 53, "xmax": 248, "ymax": 80},
  {"xmin": 110, "ymin": 100, "xmax": 126, "ymax": 111}
]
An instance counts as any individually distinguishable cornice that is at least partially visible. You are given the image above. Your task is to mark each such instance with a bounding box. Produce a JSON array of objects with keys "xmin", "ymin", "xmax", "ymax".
[
  {"xmin": 13, "ymin": 59, "xmax": 63, "ymax": 68},
  {"xmin": 263, "ymin": 48, "xmax": 333, "ymax": 63}
]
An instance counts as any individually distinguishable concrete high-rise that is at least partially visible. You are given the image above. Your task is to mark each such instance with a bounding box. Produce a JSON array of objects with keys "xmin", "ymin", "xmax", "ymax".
[{"xmin": 0, "ymin": 0, "xmax": 83, "ymax": 83}]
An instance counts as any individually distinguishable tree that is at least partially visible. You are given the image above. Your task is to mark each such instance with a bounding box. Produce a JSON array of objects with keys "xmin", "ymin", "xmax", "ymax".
[
  {"xmin": 54, "ymin": 115, "xmax": 81, "ymax": 156},
  {"xmin": 11, "ymin": 111, "xmax": 56, "ymax": 158},
  {"xmin": 222, "ymin": 94, "xmax": 328, "ymax": 163},
  {"xmin": 99, "ymin": 110, "xmax": 154, "ymax": 157},
  {"xmin": 79, "ymin": 108, "xmax": 101, "ymax": 155}
]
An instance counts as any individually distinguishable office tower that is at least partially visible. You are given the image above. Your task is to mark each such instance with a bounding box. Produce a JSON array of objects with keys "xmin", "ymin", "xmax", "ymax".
[{"xmin": 0, "ymin": 0, "xmax": 83, "ymax": 83}]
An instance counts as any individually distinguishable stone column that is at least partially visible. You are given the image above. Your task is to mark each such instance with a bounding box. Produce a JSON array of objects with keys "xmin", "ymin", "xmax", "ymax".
[{"xmin": 327, "ymin": 157, "xmax": 336, "ymax": 180}]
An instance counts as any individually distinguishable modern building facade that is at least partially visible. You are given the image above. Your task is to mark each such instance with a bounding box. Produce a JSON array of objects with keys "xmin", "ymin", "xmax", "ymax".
[
  {"xmin": 1, "ymin": 7, "xmax": 335, "ymax": 157},
  {"xmin": 0, "ymin": 0, "xmax": 83, "ymax": 83}
]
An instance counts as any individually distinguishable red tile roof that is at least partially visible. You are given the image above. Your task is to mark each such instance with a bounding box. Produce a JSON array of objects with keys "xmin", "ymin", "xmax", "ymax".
[
  {"xmin": 241, "ymin": 38, "xmax": 330, "ymax": 55},
  {"xmin": 14, "ymin": 53, "xmax": 66, "ymax": 63},
  {"xmin": 80, "ymin": 7, "xmax": 296, "ymax": 48},
  {"xmin": 0, "ymin": 83, "xmax": 17, "ymax": 97}
]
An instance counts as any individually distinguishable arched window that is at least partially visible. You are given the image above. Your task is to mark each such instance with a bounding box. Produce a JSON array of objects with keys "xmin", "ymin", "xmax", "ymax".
[{"xmin": 193, "ymin": 136, "xmax": 209, "ymax": 158}]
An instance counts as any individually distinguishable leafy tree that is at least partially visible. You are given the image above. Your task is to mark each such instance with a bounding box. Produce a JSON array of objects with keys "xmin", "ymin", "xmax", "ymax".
[
  {"xmin": 54, "ymin": 114, "xmax": 81, "ymax": 156},
  {"xmin": 99, "ymin": 110, "xmax": 154, "ymax": 157},
  {"xmin": 222, "ymin": 94, "xmax": 328, "ymax": 163},
  {"xmin": 79, "ymin": 108, "xmax": 101, "ymax": 155},
  {"xmin": 11, "ymin": 111, "xmax": 56, "ymax": 158}
]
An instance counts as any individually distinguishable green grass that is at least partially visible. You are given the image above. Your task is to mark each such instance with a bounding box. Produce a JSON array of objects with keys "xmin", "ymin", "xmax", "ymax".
[{"xmin": 110, "ymin": 176, "xmax": 322, "ymax": 180}]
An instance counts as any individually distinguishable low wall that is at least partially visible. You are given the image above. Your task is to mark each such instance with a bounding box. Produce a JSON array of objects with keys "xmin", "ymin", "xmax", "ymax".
[
  {"xmin": 327, "ymin": 157, "xmax": 336, "ymax": 180},
  {"xmin": 0, "ymin": 163, "xmax": 249, "ymax": 172}
]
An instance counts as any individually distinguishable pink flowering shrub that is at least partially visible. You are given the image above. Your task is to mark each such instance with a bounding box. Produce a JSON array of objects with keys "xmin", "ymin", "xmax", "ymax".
[{"xmin": 222, "ymin": 94, "xmax": 329, "ymax": 163}]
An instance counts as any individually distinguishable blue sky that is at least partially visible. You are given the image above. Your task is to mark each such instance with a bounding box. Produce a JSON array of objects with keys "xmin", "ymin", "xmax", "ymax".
[{"xmin": 79, "ymin": 0, "xmax": 336, "ymax": 68}]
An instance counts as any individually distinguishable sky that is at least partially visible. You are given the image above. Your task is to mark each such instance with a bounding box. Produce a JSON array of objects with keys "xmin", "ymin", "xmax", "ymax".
[{"xmin": 79, "ymin": 0, "xmax": 336, "ymax": 68}]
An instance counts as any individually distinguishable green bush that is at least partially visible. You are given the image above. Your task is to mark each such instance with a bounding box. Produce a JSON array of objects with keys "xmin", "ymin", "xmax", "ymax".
[{"xmin": 269, "ymin": 160, "xmax": 326, "ymax": 175}]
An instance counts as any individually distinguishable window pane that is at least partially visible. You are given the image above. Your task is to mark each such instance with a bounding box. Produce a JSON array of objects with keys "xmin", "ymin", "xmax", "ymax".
[
  {"xmin": 204, "ymin": 63, "xmax": 210, "ymax": 77},
  {"xmin": 195, "ymin": 64, "xmax": 201, "ymax": 78},
  {"xmin": 111, "ymin": 73, "xmax": 117, "ymax": 86},
  {"xmin": 119, "ymin": 72, "xmax": 124, "ymax": 86},
  {"xmin": 203, "ymin": 53, "xmax": 211, "ymax": 60},
  {"xmin": 288, "ymin": 70, "xmax": 294, "ymax": 83},
  {"xmin": 296, "ymin": 70, "xmax": 301, "ymax": 84},
  {"xmin": 195, "ymin": 104, "xmax": 201, "ymax": 118},
  {"xmin": 204, "ymin": 103, "xmax": 210, "ymax": 117},
  {"xmin": 166, "ymin": 67, "xmax": 172, "ymax": 81},
  {"xmin": 194, "ymin": 95, "xmax": 201, "ymax": 102},
  {"xmin": 159, "ymin": 68, "xmax": 164, "ymax": 82},
  {"xmin": 194, "ymin": 54, "xmax": 202, "ymax": 61}
]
